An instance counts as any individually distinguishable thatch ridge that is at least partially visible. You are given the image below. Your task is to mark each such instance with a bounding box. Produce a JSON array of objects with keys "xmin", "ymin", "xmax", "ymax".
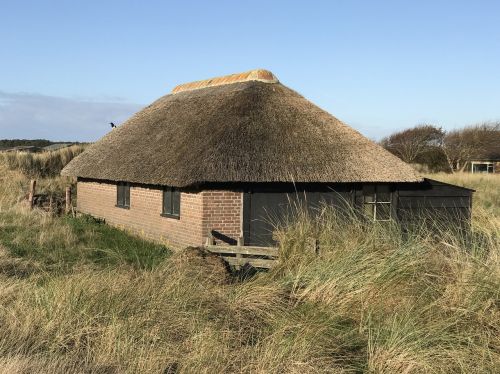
[
  {"xmin": 172, "ymin": 69, "xmax": 278, "ymax": 94},
  {"xmin": 62, "ymin": 76, "xmax": 422, "ymax": 186}
]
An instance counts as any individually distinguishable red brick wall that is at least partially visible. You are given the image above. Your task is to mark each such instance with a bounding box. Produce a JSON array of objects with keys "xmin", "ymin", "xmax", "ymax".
[
  {"xmin": 76, "ymin": 180, "xmax": 242, "ymax": 249},
  {"xmin": 202, "ymin": 190, "xmax": 243, "ymax": 245}
]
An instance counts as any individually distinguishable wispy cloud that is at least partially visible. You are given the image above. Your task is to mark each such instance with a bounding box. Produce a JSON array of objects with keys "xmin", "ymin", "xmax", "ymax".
[{"xmin": 0, "ymin": 91, "xmax": 142, "ymax": 141}]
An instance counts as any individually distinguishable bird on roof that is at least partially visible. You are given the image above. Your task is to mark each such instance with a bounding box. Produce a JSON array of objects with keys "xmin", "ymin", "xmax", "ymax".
[{"xmin": 110, "ymin": 122, "xmax": 116, "ymax": 129}]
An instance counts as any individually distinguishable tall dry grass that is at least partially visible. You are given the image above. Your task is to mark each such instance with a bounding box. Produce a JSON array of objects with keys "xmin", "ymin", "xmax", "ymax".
[
  {"xmin": 0, "ymin": 164, "xmax": 498, "ymax": 373},
  {"xmin": 1, "ymin": 145, "xmax": 85, "ymax": 179},
  {"xmin": 0, "ymin": 212, "xmax": 497, "ymax": 373},
  {"xmin": 0, "ymin": 146, "xmax": 84, "ymax": 210}
]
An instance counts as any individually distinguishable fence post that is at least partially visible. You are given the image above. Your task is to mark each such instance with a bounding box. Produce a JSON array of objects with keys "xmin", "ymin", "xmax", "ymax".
[
  {"xmin": 28, "ymin": 179, "xmax": 36, "ymax": 209},
  {"xmin": 65, "ymin": 186, "xmax": 72, "ymax": 214},
  {"xmin": 205, "ymin": 230, "xmax": 215, "ymax": 246},
  {"xmin": 235, "ymin": 236, "xmax": 244, "ymax": 270},
  {"xmin": 307, "ymin": 237, "xmax": 320, "ymax": 255}
]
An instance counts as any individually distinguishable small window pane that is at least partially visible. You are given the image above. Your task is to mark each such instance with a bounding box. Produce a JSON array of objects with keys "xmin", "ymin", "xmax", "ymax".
[
  {"xmin": 364, "ymin": 195, "xmax": 375, "ymax": 203},
  {"xmin": 376, "ymin": 203, "xmax": 391, "ymax": 220},
  {"xmin": 124, "ymin": 185, "xmax": 130, "ymax": 207},
  {"xmin": 363, "ymin": 185, "xmax": 375, "ymax": 203},
  {"xmin": 377, "ymin": 185, "xmax": 391, "ymax": 202},
  {"xmin": 163, "ymin": 189, "xmax": 172, "ymax": 214},
  {"xmin": 172, "ymin": 190, "xmax": 180, "ymax": 215},
  {"xmin": 117, "ymin": 184, "xmax": 124, "ymax": 206},
  {"xmin": 363, "ymin": 203, "xmax": 374, "ymax": 218}
]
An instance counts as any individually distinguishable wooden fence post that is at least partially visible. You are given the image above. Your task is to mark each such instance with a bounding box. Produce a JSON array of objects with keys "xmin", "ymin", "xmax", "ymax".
[
  {"xmin": 28, "ymin": 179, "xmax": 36, "ymax": 209},
  {"xmin": 307, "ymin": 237, "xmax": 320, "ymax": 255},
  {"xmin": 205, "ymin": 230, "xmax": 215, "ymax": 246},
  {"xmin": 235, "ymin": 236, "xmax": 244, "ymax": 270},
  {"xmin": 65, "ymin": 186, "xmax": 72, "ymax": 214}
]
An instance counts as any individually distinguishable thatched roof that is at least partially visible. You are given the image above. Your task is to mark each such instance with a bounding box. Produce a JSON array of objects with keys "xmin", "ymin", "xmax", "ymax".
[{"xmin": 62, "ymin": 69, "xmax": 422, "ymax": 186}]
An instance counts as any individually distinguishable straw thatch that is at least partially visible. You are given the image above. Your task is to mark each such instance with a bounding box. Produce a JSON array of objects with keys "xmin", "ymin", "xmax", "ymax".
[{"xmin": 62, "ymin": 70, "xmax": 422, "ymax": 186}]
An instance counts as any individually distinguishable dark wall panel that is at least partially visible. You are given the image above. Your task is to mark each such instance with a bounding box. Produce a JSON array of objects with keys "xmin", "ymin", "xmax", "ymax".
[
  {"xmin": 396, "ymin": 179, "xmax": 472, "ymax": 229},
  {"xmin": 398, "ymin": 196, "xmax": 471, "ymax": 208},
  {"xmin": 242, "ymin": 180, "xmax": 472, "ymax": 247},
  {"xmin": 245, "ymin": 185, "xmax": 353, "ymax": 246}
]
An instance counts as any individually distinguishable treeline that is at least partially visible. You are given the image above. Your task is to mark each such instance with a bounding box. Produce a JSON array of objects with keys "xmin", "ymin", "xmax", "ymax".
[{"xmin": 381, "ymin": 122, "xmax": 500, "ymax": 172}]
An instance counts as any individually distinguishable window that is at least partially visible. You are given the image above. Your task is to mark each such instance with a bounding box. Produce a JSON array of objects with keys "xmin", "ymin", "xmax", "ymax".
[
  {"xmin": 116, "ymin": 182, "xmax": 130, "ymax": 208},
  {"xmin": 472, "ymin": 162, "xmax": 494, "ymax": 174},
  {"xmin": 363, "ymin": 185, "xmax": 392, "ymax": 221},
  {"xmin": 162, "ymin": 187, "xmax": 180, "ymax": 218}
]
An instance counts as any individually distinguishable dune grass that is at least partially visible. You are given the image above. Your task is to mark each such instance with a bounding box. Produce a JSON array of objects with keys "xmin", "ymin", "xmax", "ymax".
[
  {"xmin": 0, "ymin": 145, "xmax": 85, "ymax": 179},
  {"xmin": 0, "ymin": 164, "xmax": 498, "ymax": 373},
  {"xmin": 0, "ymin": 147, "xmax": 82, "ymax": 210}
]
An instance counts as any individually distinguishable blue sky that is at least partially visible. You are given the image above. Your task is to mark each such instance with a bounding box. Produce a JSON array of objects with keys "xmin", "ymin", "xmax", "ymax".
[{"xmin": 1, "ymin": 0, "xmax": 499, "ymax": 141}]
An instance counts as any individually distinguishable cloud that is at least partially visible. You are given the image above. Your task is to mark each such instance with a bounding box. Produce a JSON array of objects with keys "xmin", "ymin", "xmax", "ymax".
[{"xmin": 0, "ymin": 91, "xmax": 142, "ymax": 141}]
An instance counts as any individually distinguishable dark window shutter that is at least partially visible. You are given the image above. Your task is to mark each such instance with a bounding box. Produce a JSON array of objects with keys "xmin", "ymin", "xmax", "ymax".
[
  {"xmin": 164, "ymin": 188, "xmax": 172, "ymax": 214},
  {"xmin": 117, "ymin": 184, "xmax": 124, "ymax": 206},
  {"xmin": 172, "ymin": 189, "xmax": 180, "ymax": 216},
  {"xmin": 124, "ymin": 184, "xmax": 130, "ymax": 207}
]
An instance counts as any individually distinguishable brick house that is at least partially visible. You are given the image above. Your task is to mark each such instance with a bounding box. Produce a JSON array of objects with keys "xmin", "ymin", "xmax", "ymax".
[{"xmin": 62, "ymin": 70, "xmax": 473, "ymax": 249}]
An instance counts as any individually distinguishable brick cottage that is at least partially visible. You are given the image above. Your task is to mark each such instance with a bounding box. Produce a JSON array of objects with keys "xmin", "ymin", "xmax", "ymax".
[{"xmin": 63, "ymin": 70, "xmax": 472, "ymax": 249}]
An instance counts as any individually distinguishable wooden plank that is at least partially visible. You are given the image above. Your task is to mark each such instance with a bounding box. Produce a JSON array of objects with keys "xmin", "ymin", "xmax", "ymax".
[
  {"xmin": 28, "ymin": 179, "xmax": 36, "ymax": 209},
  {"xmin": 223, "ymin": 256, "xmax": 276, "ymax": 269},
  {"xmin": 397, "ymin": 186, "xmax": 472, "ymax": 197},
  {"xmin": 65, "ymin": 186, "xmax": 72, "ymax": 214},
  {"xmin": 205, "ymin": 231, "xmax": 215, "ymax": 246},
  {"xmin": 206, "ymin": 245, "xmax": 278, "ymax": 257},
  {"xmin": 398, "ymin": 196, "xmax": 471, "ymax": 208},
  {"xmin": 242, "ymin": 192, "xmax": 252, "ymax": 245},
  {"xmin": 398, "ymin": 191, "xmax": 472, "ymax": 198},
  {"xmin": 397, "ymin": 180, "xmax": 473, "ymax": 197},
  {"xmin": 236, "ymin": 236, "xmax": 243, "ymax": 270},
  {"xmin": 397, "ymin": 207, "xmax": 470, "ymax": 222}
]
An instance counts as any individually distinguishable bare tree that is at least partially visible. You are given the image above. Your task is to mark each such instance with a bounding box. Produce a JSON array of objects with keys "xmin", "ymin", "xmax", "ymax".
[
  {"xmin": 381, "ymin": 124, "xmax": 444, "ymax": 164},
  {"xmin": 442, "ymin": 122, "xmax": 500, "ymax": 172}
]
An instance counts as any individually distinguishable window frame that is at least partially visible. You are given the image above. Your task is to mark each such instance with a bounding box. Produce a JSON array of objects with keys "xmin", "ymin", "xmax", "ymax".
[
  {"xmin": 472, "ymin": 161, "xmax": 494, "ymax": 174},
  {"xmin": 362, "ymin": 185, "xmax": 392, "ymax": 221},
  {"xmin": 161, "ymin": 186, "xmax": 180, "ymax": 219},
  {"xmin": 116, "ymin": 182, "xmax": 130, "ymax": 209}
]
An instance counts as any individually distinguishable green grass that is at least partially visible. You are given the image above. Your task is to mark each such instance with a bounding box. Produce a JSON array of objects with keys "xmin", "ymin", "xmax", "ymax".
[{"xmin": 0, "ymin": 210, "xmax": 169, "ymax": 271}]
